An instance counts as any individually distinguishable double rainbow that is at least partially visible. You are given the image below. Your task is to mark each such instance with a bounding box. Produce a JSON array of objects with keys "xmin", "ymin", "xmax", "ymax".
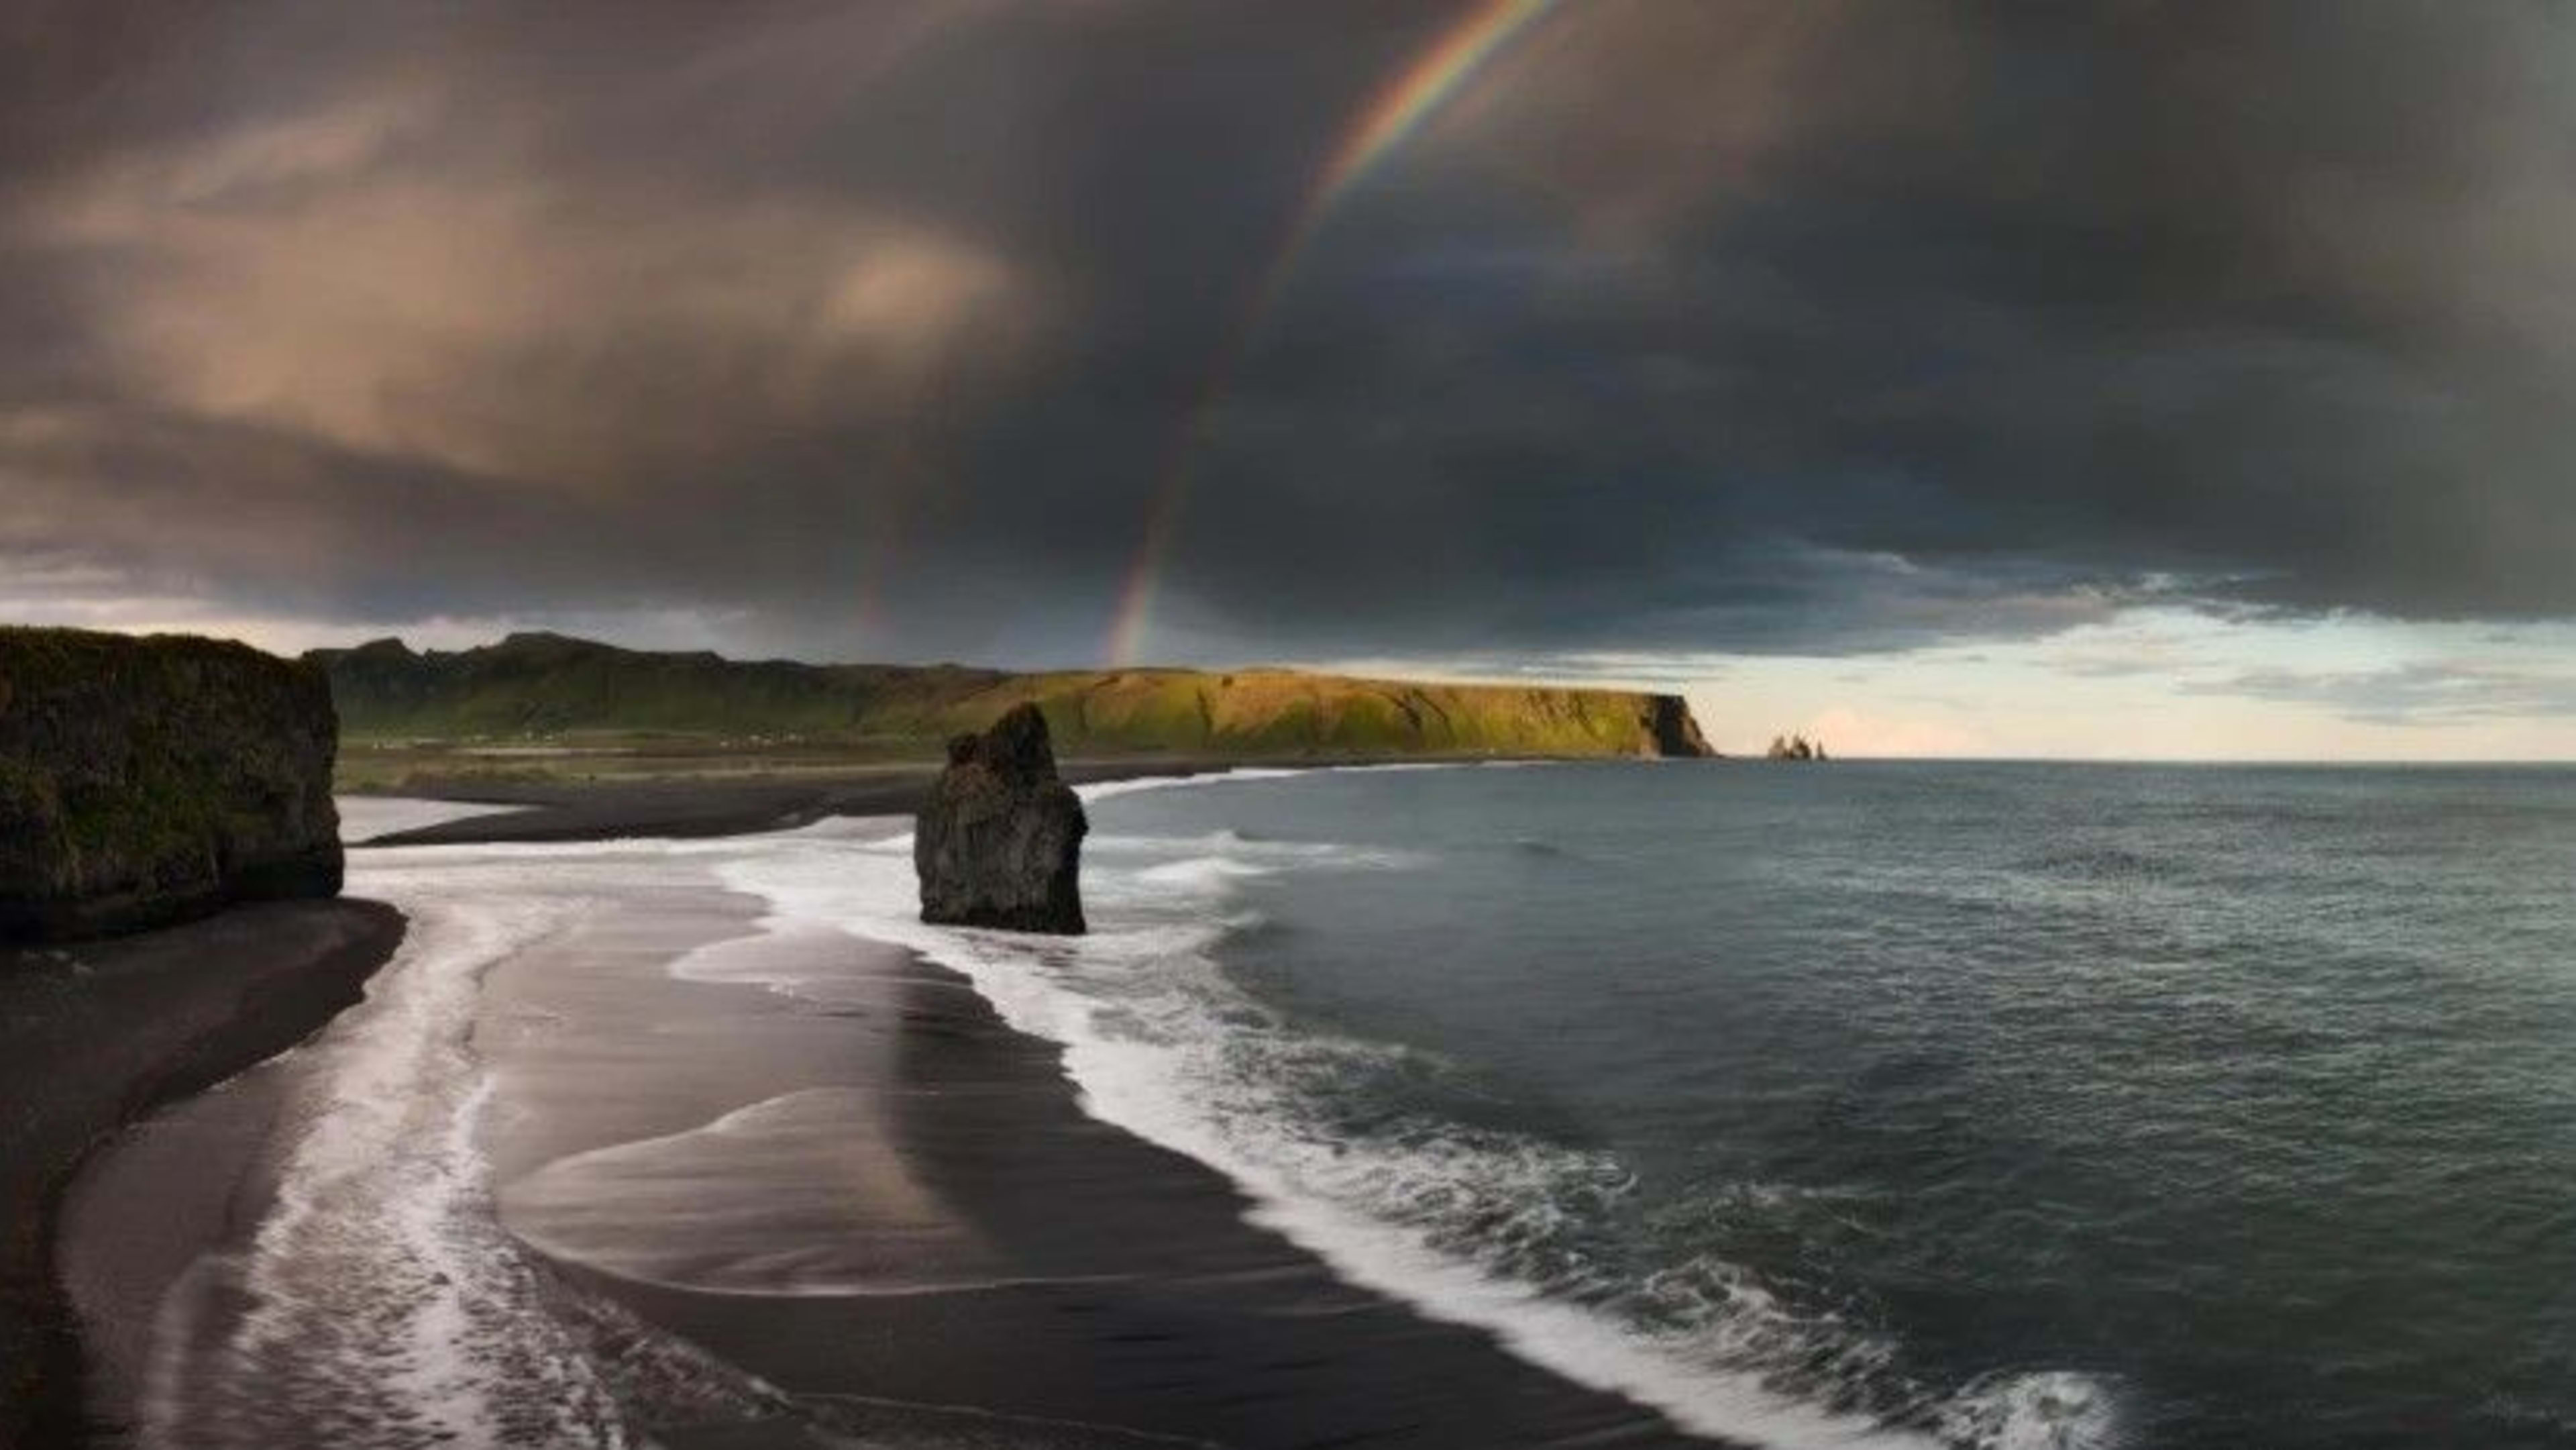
[{"xmin": 1104, "ymin": 0, "xmax": 1562, "ymax": 665}]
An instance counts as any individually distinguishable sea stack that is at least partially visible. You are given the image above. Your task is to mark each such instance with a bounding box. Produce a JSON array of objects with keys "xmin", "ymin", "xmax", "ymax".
[
  {"xmin": 0, "ymin": 627, "xmax": 343, "ymax": 944},
  {"xmin": 916, "ymin": 703, "xmax": 1088, "ymax": 934},
  {"xmin": 1765, "ymin": 733, "xmax": 1825, "ymax": 762}
]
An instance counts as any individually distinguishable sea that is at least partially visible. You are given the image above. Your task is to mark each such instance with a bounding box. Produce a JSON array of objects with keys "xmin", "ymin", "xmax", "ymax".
[{"xmin": 78, "ymin": 763, "xmax": 2576, "ymax": 1448}]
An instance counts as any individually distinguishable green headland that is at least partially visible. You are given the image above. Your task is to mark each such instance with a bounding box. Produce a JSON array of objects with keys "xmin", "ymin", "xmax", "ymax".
[{"xmin": 314, "ymin": 632, "xmax": 1715, "ymax": 790}]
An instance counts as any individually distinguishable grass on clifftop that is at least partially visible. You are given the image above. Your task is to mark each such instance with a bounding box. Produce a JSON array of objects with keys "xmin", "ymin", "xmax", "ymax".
[{"xmin": 319, "ymin": 633, "xmax": 1710, "ymax": 789}]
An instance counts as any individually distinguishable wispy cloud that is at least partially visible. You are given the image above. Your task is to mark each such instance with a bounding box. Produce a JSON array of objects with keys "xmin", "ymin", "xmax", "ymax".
[{"xmin": 2183, "ymin": 662, "xmax": 2576, "ymax": 727}]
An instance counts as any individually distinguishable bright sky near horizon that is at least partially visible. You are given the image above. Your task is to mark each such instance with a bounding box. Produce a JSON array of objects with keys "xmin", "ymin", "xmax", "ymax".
[{"xmin": 9, "ymin": 3, "xmax": 2576, "ymax": 758}]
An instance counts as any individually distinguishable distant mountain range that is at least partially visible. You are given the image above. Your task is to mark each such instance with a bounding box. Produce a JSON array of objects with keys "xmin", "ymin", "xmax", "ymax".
[{"xmin": 309, "ymin": 633, "xmax": 1716, "ymax": 760}]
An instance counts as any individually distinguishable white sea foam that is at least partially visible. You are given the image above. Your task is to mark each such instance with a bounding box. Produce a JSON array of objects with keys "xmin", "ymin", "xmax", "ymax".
[
  {"xmin": 150, "ymin": 767, "xmax": 2122, "ymax": 1450},
  {"xmin": 1090, "ymin": 828, "xmax": 1430, "ymax": 874},
  {"xmin": 1076, "ymin": 768, "xmax": 1311, "ymax": 802},
  {"xmin": 1130, "ymin": 856, "xmax": 1277, "ymax": 890},
  {"xmin": 139, "ymin": 843, "xmax": 818, "ymax": 1448},
  {"xmin": 144, "ymin": 868, "xmax": 634, "ymax": 1449},
  {"xmin": 1074, "ymin": 760, "xmax": 1469, "ymax": 805},
  {"xmin": 1939, "ymin": 1371, "xmax": 2125, "ymax": 1450},
  {"xmin": 714, "ymin": 809, "xmax": 2008, "ymax": 1450}
]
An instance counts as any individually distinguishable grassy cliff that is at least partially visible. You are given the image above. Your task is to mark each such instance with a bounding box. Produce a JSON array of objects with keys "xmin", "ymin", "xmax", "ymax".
[
  {"xmin": 313, "ymin": 633, "xmax": 1714, "ymax": 766},
  {"xmin": 1, "ymin": 628, "xmax": 343, "ymax": 942}
]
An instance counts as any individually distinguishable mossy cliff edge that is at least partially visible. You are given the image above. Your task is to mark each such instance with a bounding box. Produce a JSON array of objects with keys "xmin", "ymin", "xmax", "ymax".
[
  {"xmin": 0, "ymin": 628, "xmax": 343, "ymax": 943},
  {"xmin": 316, "ymin": 631, "xmax": 1719, "ymax": 761}
]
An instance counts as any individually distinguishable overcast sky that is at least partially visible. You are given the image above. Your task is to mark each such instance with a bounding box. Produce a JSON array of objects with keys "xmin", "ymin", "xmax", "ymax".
[{"xmin": 8, "ymin": 1, "xmax": 2576, "ymax": 757}]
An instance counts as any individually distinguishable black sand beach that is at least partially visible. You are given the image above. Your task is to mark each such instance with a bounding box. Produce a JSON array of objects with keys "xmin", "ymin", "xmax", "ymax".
[
  {"xmin": 51, "ymin": 790, "xmax": 1721, "ymax": 1448},
  {"xmin": 514, "ymin": 929, "xmax": 1705, "ymax": 1449},
  {"xmin": 359, "ymin": 757, "xmax": 1467, "ymax": 847},
  {"xmin": 0, "ymin": 900, "xmax": 405, "ymax": 1447},
  {"xmin": 355, "ymin": 771, "xmax": 941, "ymax": 845}
]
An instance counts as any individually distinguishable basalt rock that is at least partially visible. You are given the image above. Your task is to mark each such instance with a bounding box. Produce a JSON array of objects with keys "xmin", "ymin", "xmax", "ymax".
[
  {"xmin": 1765, "ymin": 733, "xmax": 1825, "ymax": 762},
  {"xmin": 1645, "ymin": 695, "xmax": 1715, "ymax": 758},
  {"xmin": 0, "ymin": 628, "xmax": 344, "ymax": 945},
  {"xmin": 915, "ymin": 703, "xmax": 1087, "ymax": 934}
]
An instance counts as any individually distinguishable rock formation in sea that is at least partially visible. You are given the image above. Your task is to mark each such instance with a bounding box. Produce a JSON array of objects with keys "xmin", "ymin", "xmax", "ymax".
[
  {"xmin": 916, "ymin": 703, "xmax": 1088, "ymax": 934},
  {"xmin": 0, "ymin": 628, "xmax": 343, "ymax": 944},
  {"xmin": 1766, "ymin": 733, "xmax": 1825, "ymax": 762}
]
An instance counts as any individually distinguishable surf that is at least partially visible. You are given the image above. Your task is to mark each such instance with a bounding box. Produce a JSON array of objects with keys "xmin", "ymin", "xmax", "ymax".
[{"xmin": 712, "ymin": 774, "xmax": 2110, "ymax": 1449}]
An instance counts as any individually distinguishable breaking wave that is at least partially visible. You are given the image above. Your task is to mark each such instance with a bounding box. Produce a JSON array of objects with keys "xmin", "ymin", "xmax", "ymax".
[
  {"xmin": 712, "ymin": 774, "xmax": 2121, "ymax": 1450},
  {"xmin": 136, "ymin": 870, "xmax": 800, "ymax": 1447}
]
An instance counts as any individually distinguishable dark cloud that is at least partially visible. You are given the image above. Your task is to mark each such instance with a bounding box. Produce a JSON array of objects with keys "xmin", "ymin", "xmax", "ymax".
[{"xmin": 3, "ymin": 1, "xmax": 2575, "ymax": 665}]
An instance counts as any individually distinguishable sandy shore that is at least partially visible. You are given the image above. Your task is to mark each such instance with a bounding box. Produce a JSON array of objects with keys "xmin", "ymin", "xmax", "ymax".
[
  {"xmin": 48, "ymin": 785, "xmax": 1717, "ymax": 1448},
  {"xmin": 455, "ymin": 827, "xmax": 1705, "ymax": 1446},
  {"xmin": 39, "ymin": 770, "xmax": 1734, "ymax": 1447},
  {"xmin": 0, "ymin": 900, "xmax": 405, "ymax": 1448},
  {"xmin": 581, "ymin": 943, "xmax": 1710, "ymax": 1449},
  {"xmin": 472, "ymin": 876, "xmax": 1700, "ymax": 1446},
  {"xmin": 356, "ymin": 754, "xmax": 1464, "ymax": 846}
]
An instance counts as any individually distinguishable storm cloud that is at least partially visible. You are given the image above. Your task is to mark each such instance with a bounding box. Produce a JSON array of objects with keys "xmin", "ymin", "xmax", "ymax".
[{"xmin": 5, "ymin": 1, "xmax": 2575, "ymax": 666}]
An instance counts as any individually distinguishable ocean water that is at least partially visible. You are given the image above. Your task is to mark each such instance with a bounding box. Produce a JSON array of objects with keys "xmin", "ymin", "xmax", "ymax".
[
  {"xmin": 85, "ymin": 763, "xmax": 2576, "ymax": 1448},
  {"xmin": 728, "ymin": 761, "xmax": 2576, "ymax": 1449}
]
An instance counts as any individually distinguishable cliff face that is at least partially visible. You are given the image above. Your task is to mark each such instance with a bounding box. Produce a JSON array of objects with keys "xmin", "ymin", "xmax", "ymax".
[
  {"xmin": 1646, "ymin": 696, "xmax": 1714, "ymax": 758},
  {"xmin": 916, "ymin": 704, "xmax": 1087, "ymax": 934},
  {"xmin": 314, "ymin": 633, "xmax": 1723, "ymax": 761},
  {"xmin": 0, "ymin": 629, "xmax": 343, "ymax": 944}
]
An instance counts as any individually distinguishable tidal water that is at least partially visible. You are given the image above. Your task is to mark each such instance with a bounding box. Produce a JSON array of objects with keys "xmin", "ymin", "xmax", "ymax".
[
  {"xmin": 76, "ymin": 764, "xmax": 2576, "ymax": 1449},
  {"xmin": 1012, "ymin": 762, "xmax": 2576, "ymax": 1448}
]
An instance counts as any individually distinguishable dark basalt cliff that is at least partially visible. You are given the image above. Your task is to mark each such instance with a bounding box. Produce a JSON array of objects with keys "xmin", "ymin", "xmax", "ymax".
[
  {"xmin": 916, "ymin": 703, "xmax": 1088, "ymax": 934},
  {"xmin": 1646, "ymin": 695, "xmax": 1714, "ymax": 758},
  {"xmin": 0, "ymin": 628, "xmax": 343, "ymax": 944}
]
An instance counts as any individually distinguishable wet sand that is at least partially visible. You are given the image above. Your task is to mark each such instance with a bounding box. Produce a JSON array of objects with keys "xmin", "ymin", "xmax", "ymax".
[
  {"xmin": 61, "ymin": 826, "xmax": 1713, "ymax": 1447},
  {"xmin": 0, "ymin": 900, "xmax": 405, "ymax": 1448},
  {"xmin": 52, "ymin": 782, "xmax": 1726, "ymax": 1449},
  {"xmin": 576, "ymin": 946, "xmax": 1719, "ymax": 1449},
  {"xmin": 356, "ymin": 755, "xmax": 1468, "ymax": 847},
  {"xmin": 479, "ymin": 884, "xmax": 1707, "ymax": 1447},
  {"xmin": 352, "ymin": 772, "xmax": 930, "ymax": 845}
]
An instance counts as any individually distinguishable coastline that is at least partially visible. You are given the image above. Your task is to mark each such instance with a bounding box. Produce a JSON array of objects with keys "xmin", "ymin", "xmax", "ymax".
[
  {"xmin": 28, "ymin": 768, "xmax": 1250, "ymax": 1446},
  {"xmin": 48, "ymin": 771, "xmax": 1733, "ymax": 1447},
  {"xmin": 532, "ymin": 927, "xmax": 1707, "ymax": 1448},
  {"xmin": 352, "ymin": 753, "xmax": 1620, "ymax": 846},
  {"xmin": 0, "ymin": 899, "xmax": 406, "ymax": 1448}
]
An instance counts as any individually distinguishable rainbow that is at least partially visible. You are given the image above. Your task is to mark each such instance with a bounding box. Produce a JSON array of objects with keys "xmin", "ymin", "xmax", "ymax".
[{"xmin": 1104, "ymin": 0, "xmax": 1562, "ymax": 665}]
